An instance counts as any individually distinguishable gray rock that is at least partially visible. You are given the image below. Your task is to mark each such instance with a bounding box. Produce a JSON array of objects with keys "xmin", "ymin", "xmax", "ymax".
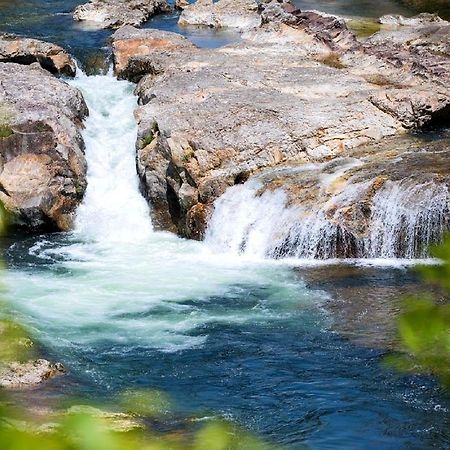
[
  {"xmin": 0, "ymin": 359, "xmax": 65, "ymax": 389},
  {"xmin": 73, "ymin": 0, "xmax": 171, "ymax": 29},
  {"xmin": 112, "ymin": 10, "xmax": 449, "ymax": 238},
  {"xmin": 378, "ymin": 12, "xmax": 445, "ymax": 26},
  {"xmin": 178, "ymin": 0, "xmax": 262, "ymax": 31},
  {"xmin": 0, "ymin": 63, "xmax": 87, "ymax": 231},
  {"xmin": 112, "ymin": 26, "xmax": 196, "ymax": 82},
  {"xmin": 0, "ymin": 34, "xmax": 76, "ymax": 77}
]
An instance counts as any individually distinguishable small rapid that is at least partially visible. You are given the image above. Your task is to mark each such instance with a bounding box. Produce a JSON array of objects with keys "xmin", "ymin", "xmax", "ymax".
[
  {"xmin": 70, "ymin": 71, "xmax": 152, "ymax": 242},
  {"xmin": 205, "ymin": 171, "xmax": 450, "ymax": 260}
]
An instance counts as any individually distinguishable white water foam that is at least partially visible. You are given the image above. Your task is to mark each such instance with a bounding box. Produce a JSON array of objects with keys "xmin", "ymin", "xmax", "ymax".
[
  {"xmin": 4, "ymin": 71, "xmax": 326, "ymax": 360},
  {"xmin": 205, "ymin": 177, "xmax": 450, "ymax": 260},
  {"xmin": 69, "ymin": 71, "xmax": 152, "ymax": 242}
]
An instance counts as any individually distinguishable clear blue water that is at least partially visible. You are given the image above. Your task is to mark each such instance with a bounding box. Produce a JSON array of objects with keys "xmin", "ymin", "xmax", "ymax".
[{"xmin": 3, "ymin": 232, "xmax": 449, "ymax": 450}]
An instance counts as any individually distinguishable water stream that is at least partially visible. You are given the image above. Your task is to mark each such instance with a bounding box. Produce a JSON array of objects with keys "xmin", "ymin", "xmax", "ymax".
[{"xmin": 1, "ymin": 71, "xmax": 448, "ymax": 449}]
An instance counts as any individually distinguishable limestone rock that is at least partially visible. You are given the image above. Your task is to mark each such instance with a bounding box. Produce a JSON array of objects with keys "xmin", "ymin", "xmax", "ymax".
[
  {"xmin": 0, "ymin": 35, "xmax": 76, "ymax": 77},
  {"xmin": 114, "ymin": 11, "xmax": 449, "ymax": 238},
  {"xmin": 378, "ymin": 12, "xmax": 445, "ymax": 26},
  {"xmin": 0, "ymin": 62, "xmax": 87, "ymax": 231},
  {"xmin": 178, "ymin": 0, "xmax": 262, "ymax": 31},
  {"xmin": 73, "ymin": 0, "xmax": 171, "ymax": 30}
]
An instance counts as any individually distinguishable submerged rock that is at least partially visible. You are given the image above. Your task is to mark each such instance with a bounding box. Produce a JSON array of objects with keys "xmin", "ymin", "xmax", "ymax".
[
  {"xmin": 73, "ymin": 0, "xmax": 171, "ymax": 29},
  {"xmin": 0, "ymin": 34, "xmax": 76, "ymax": 77},
  {"xmin": 0, "ymin": 62, "xmax": 87, "ymax": 231},
  {"xmin": 0, "ymin": 359, "xmax": 65, "ymax": 389},
  {"xmin": 112, "ymin": 10, "xmax": 449, "ymax": 242},
  {"xmin": 178, "ymin": 0, "xmax": 262, "ymax": 31}
]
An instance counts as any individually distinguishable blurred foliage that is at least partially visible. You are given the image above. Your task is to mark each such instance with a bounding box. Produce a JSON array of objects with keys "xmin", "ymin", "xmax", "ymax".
[
  {"xmin": 386, "ymin": 235, "xmax": 450, "ymax": 389},
  {"xmin": 0, "ymin": 201, "xmax": 11, "ymax": 236}
]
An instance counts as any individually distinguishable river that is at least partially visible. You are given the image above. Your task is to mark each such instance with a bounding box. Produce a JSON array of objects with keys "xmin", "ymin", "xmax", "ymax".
[{"xmin": 1, "ymin": 1, "xmax": 449, "ymax": 449}]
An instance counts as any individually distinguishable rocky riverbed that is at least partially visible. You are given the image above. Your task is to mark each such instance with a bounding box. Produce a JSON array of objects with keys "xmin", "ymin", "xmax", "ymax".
[
  {"xmin": 110, "ymin": 5, "xmax": 449, "ymax": 246},
  {"xmin": 0, "ymin": 1, "xmax": 448, "ymax": 256}
]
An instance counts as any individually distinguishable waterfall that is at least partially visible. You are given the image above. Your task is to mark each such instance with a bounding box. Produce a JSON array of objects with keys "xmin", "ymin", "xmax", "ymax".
[
  {"xmin": 205, "ymin": 177, "xmax": 450, "ymax": 260},
  {"xmin": 69, "ymin": 71, "xmax": 152, "ymax": 242}
]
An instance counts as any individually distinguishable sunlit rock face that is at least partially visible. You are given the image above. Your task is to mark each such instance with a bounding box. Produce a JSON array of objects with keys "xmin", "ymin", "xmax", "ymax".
[
  {"xmin": 112, "ymin": 26, "xmax": 196, "ymax": 83},
  {"xmin": 0, "ymin": 63, "xmax": 87, "ymax": 231},
  {"xmin": 73, "ymin": 0, "xmax": 171, "ymax": 30},
  {"xmin": 112, "ymin": 9, "xmax": 449, "ymax": 246},
  {"xmin": 178, "ymin": 0, "xmax": 262, "ymax": 31},
  {"xmin": 0, "ymin": 34, "xmax": 76, "ymax": 77}
]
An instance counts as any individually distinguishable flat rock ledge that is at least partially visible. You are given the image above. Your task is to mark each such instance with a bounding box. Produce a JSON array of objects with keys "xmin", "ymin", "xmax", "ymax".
[
  {"xmin": 178, "ymin": 0, "xmax": 262, "ymax": 31},
  {"xmin": 73, "ymin": 0, "xmax": 171, "ymax": 29},
  {"xmin": 0, "ymin": 359, "xmax": 65, "ymax": 390},
  {"xmin": 112, "ymin": 10, "xmax": 450, "ymax": 239},
  {"xmin": 0, "ymin": 34, "xmax": 76, "ymax": 77},
  {"xmin": 0, "ymin": 62, "xmax": 88, "ymax": 231}
]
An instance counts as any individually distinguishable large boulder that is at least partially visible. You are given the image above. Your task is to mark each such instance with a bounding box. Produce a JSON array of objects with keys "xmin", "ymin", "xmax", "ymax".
[
  {"xmin": 0, "ymin": 63, "xmax": 88, "ymax": 231},
  {"xmin": 0, "ymin": 34, "xmax": 76, "ymax": 77},
  {"xmin": 112, "ymin": 26, "xmax": 196, "ymax": 82},
  {"xmin": 178, "ymin": 0, "xmax": 262, "ymax": 31},
  {"xmin": 113, "ymin": 11, "xmax": 449, "ymax": 240},
  {"xmin": 73, "ymin": 0, "xmax": 171, "ymax": 29}
]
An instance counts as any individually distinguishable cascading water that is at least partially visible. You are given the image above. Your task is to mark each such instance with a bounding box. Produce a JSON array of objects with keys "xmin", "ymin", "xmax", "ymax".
[
  {"xmin": 5, "ymin": 69, "xmax": 321, "ymax": 355},
  {"xmin": 69, "ymin": 71, "xmax": 152, "ymax": 242},
  {"xmin": 205, "ymin": 176, "xmax": 450, "ymax": 260}
]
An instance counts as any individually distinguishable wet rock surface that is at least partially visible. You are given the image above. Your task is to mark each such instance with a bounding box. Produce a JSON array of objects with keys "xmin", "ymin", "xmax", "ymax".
[
  {"xmin": 0, "ymin": 359, "xmax": 65, "ymax": 389},
  {"xmin": 0, "ymin": 34, "xmax": 76, "ymax": 77},
  {"xmin": 0, "ymin": 62, "xmax": 87, "ymax": 231},
  {"xmin": 73, "ymin": 0, "xmax": 171, "ymax": 29},
  {"xmin": 112, "ymin": 9, "xmax": 449, "ymax": 241},
  {"xmin": 249, "ymin": 133, "xmax": 450, "ymax": 258}
]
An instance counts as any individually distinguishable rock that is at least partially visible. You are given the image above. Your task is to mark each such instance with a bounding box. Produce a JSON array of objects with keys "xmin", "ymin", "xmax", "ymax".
[
  {"xmin": 378, "ymin": 12, "xmax": 445, "ymax": 26},
  {"xmin": 0, "ymin": 63, "xmax": 87, "ymax": 231},
  {"xmin": 112, "ymin": 26, "xmax": 196, "ymax": 82},
  {"xmin": 0, "ymin": 34, "xmax": 76, "ymax": 77},
  {"xmin": 115, "ymin": 11, "xmax": 449, "ymax": 238},
  {"xmin": 369, "ymin": 89, "xmax": 450, "ymax": 129},
  {"xmin": 178, "ymin": 0, "xmax": 262, "ymax": 31},
  {"xmin": 73, "ymin": 0, "xmax": 171, "ymax": 29},
  {"xmin": 370, "ymin": 13, "xmax": 450, "ymax": 55},
  {"xmin": 0, "ymin": 359, "xmax": 65, "ymax": 389},
  {"xmin": 175, "ymin": 0, "xmax": 189, "ymax": 10},
  {"xmin": 65, "ymin": 406, "xmax": 144, "ymax": 432}
]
